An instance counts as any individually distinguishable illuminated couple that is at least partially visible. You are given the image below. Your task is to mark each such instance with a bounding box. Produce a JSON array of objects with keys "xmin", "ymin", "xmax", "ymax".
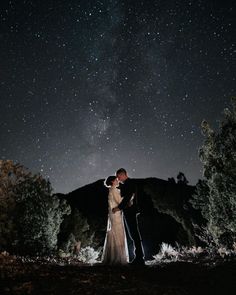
[{"xmin": 101, "ymin": 168, "xmax": 145, "ymax": 265}]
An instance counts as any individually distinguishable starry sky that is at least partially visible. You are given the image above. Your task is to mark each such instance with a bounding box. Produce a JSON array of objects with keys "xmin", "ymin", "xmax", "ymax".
[{"xmin": 0, "ymin": 0, "xmax": 235, "ymax": 193}]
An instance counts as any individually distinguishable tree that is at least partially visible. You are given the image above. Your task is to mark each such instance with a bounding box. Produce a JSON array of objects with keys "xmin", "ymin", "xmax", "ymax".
[
  {"xmin": 0, "ymin": 160, "xmax": 70, "ymax": 255},
  {"xmin": 177, "ymin": 172, "xmax": 189, "ymax": 185},
  {"xmin": 191, "ymin": 97, "xmax": 236, "ymax": 247}
]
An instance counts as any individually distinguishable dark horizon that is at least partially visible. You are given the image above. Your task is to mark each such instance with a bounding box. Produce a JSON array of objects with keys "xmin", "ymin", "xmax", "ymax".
[{"xmin": 63, "ymin": 175, "xmax": 195, "ymax": 197}]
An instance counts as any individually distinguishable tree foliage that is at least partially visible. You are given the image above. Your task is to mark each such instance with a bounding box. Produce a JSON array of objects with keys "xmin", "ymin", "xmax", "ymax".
[
  {"xmin": 191, "ymin": 97, "xmax": 236, "ymax": 247},
  {"xmin": 58, "ymin": 208, "xmax": 95, "ymax": 256},
  {"xmin": 0, "ymin": 160, "xmax": 70, "ymax": 255}
]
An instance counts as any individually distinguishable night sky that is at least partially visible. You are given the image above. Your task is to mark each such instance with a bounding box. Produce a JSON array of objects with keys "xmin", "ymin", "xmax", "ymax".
[{"xmin": 0, "ymin": 0, "xmax": 235, "ymax": 193}]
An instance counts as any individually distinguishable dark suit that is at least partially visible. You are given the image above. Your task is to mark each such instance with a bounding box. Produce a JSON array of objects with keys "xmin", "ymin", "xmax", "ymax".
[{"xmin": 118, "ymin": 178, "xmax": 145, "ymax": 262}]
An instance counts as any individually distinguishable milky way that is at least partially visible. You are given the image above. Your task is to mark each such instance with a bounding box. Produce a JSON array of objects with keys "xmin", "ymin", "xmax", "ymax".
[{"xmin": 0, "ymin": 0, "xmax": 235, "ymax": 193}]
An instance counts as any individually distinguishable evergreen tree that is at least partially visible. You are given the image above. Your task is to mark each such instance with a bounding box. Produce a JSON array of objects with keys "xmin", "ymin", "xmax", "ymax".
[{"xmin": 191, "ymin": 97, "xmax": 236, "ymax": 247}]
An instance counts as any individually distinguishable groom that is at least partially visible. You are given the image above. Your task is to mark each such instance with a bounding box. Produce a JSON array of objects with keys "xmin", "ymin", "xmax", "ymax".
[{"xmin": 112, "ymin": 168, "xmax": 145, "ymax": 265}]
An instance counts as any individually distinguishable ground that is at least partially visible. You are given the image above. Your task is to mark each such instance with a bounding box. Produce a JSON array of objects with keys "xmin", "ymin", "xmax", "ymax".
[{"xmin": 0, "ymin": 254, "xmax": 236, "ymax": 295}]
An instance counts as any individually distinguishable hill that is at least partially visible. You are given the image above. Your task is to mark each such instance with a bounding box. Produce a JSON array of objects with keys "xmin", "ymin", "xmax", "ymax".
[{"xmin": 57, "ymin": 177, "xmax": 203, "ymax": 259}]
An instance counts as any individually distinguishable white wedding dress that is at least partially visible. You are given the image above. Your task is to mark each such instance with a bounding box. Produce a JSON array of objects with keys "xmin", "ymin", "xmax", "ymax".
[{"xmin": 102, "ymin": 186, "xmax": 129, "ymax": 265}]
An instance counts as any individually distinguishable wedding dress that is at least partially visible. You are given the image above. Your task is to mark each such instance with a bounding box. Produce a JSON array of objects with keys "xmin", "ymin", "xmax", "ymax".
[{"xmin": 102, "ymin": 186, "xmax": 129, "ymax": 265}]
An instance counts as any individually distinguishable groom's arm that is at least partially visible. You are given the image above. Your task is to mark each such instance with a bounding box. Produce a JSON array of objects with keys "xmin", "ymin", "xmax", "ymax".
[{"xmin": 117, "ymin": 181, "xmax": 135, "ymax": 210}]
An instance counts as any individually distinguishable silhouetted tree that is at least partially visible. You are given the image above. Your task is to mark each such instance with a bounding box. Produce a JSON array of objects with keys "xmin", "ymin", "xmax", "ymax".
[{"xmin": 177, "ymin": 172, "xmax": 189, "ymax": 185}]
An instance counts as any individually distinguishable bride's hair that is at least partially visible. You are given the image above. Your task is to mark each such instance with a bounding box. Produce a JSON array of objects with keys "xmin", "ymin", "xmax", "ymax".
[{"xmin": 104, "ymin": 175, "xmax": 117, "ymax": 187}]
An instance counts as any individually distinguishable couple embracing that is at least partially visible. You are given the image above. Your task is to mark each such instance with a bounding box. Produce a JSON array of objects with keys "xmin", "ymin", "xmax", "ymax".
[{"xmin": 101, "ymin": 168, "xmax": 145, "ymax": 266}]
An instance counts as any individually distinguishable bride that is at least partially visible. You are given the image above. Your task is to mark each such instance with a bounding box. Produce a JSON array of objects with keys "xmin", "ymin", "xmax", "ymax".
[{"xmin": 101, "ymin": 176, "xmax": 129, "ymax": 265}]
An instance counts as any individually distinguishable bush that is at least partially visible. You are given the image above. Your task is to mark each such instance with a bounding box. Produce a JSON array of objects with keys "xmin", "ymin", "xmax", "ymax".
[
  {"xmin": 76, "ymin": 246, "xmax": 100, "ymax": 264},
  {"xmin": 0, "ymin": 160, "xmax": 70, "ymax": 255},
  {"xmin": 58, "ymin": 209, "xmax": 95, "ymax": 256}
]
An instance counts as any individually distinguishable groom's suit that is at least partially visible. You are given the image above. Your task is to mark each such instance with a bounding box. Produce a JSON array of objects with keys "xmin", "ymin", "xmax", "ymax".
[{"xmin": 118, "ymin": 178, "xmax": 145, "ymax": 263}]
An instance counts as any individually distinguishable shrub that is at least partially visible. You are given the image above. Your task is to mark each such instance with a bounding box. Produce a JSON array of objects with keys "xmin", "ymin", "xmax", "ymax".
[
  {"xmin": 58, "ymin": 209, "xmax": 95, "ymax": 256},
  {"xmin": 76, "ymin": 246, "xmax": 100, "ymax": 264},
  {"xmin": 0, "ymin": 160, "xmax": 70, "ymax": 255}
]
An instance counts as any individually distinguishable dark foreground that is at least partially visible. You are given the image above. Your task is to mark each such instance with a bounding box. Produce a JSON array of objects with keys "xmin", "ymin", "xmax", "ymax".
[{"xmin": 0, "ymin": 256, "xmax": 236, "ymax": 295}]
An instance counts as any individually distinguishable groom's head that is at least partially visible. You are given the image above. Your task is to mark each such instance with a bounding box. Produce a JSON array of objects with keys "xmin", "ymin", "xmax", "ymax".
[{"xmin": 116, "ymin": 168, "xmax": 128, "ymax": 182}]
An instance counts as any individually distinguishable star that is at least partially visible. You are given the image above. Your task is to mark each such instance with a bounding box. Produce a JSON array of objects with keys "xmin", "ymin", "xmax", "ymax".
[{"xmin": 0, "ymin": 0, "xmax": 235, "ymax": 193}]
